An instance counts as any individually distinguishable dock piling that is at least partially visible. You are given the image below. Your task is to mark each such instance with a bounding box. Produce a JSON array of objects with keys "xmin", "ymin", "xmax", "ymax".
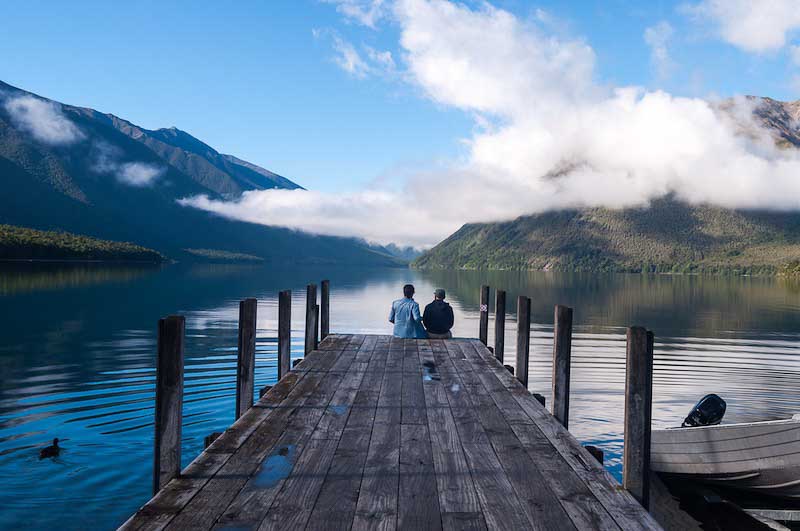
[
  {"xmin": 516, "ymin": 295, "xmax": 531, "ymax": 387},
  {"xmin": 623, "ymin": 326, "xmax": 654, "ymax": 510},
  {"xmin": 235, "ymin": 298, "xmax": 258, "ymax": 420},
  {"xmin": 320, "ymin": 279, "xmax": 330, "ymax": 340},
  {"xmin": 153, "ymin": 315, "xmax": 185, "ymax": 495},
  {"xmin": 278, "ymin": 290, "xmax": 291, "ymax": 379},
  {"xmin": 494, "ymin": 289, "xmax": 506, "ymax": 362},
  {"xmin": 304, "ymin": 284, "xmax": 317, "ymax": 355},
  {"xmin": 314, "ymin": 304, "xmax": 320, "ymax": 350},
  {"xmin": 479, "ymin": 285, "xmax": 490, "ymax": 345},
  {"xmin": 552, "ymin": 305, "xmax": 573, "ymax": 428}
]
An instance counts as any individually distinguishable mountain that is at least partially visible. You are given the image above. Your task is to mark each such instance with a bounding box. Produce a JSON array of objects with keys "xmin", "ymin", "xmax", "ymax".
[
  {"xmin": 414, "ymin": 98, "xmax": 800, "ymax": 274},
  {"xmin": 0, "ymin": 80, "xmax": 399, "ymax": 265}
]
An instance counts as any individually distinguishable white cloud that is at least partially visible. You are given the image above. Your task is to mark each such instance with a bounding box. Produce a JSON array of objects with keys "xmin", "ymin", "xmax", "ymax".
[
  {"xmin": 685, "ymin": 0, "xmax": 800, "ymax": 52},
  {"xmin": 322, "ymin": 0, "xmax": 388, "ymax": 28},
  {"xmin": 644, "ymin": 21, "xmax": 675, "ymax": 79},
  {"xmin": 3, "ymin": 95, "xmax": 85, "ymax": 145},
  {"xmin": 91, "ymin": 140, "xmax": 164, "ymax": 187},
  {"xmin": 185, "ymin": 0, "xmax": 800, "ymax": 247},
  {"xmin": 118, "ymin": 162, "xmax": 165, "ymax": 187},
  {"xmin": 331, "ymin": 35, "xmax": 372, "ymax": 78}
]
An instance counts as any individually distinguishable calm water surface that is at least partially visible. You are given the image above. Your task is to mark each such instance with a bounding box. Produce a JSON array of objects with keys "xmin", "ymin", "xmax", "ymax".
[{"xmin": 2, "ymin": 263, "xmax": 800, "ymax": 529}]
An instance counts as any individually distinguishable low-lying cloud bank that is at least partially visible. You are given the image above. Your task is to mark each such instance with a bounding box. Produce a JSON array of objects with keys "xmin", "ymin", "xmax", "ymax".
[{"xmin": 186, "ymin": 0, "xmax": 800, "ymax": 247}]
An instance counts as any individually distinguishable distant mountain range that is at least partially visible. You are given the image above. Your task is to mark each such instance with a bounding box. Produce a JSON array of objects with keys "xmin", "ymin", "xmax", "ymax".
[
  {"xmin": 0, "ymin": 80, "xmax": 399, "ymax": 265},
  {"xmin": 414, "ymin": 97, "xmax": 800, "ymax": 274}
]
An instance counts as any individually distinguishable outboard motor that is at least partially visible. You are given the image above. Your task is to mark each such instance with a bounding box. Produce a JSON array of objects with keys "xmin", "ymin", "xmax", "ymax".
[{"xmin": 682, "ymin": 394, "xmax": 726, "ymax": 427}]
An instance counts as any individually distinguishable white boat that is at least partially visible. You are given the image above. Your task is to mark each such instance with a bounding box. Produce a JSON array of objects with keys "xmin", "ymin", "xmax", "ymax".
[{"xmin": 651, "ymin": 415, "xmax": 800, "ymax": 498}]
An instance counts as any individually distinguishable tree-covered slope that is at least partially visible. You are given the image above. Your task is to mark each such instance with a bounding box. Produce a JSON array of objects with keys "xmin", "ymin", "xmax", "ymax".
[
  {"xmin": 413, "ymin": 198, "xmax": 800, "ymax": 274},
  {"xmin": 0, "ymin": 224, "xmax": 163, "ymax": 262}
]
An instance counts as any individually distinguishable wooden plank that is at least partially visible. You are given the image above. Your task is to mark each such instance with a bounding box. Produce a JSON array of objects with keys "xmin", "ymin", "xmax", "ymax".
[
  {"xmin": 458, "ymin": 341, "xmax": 619, "ymax": 530},
  {"xmin": 321, "ymin": 279, "xmax": 330, "ymax": 340},
  {"xmin": 236, "ymin": 298, "xmax": 258, "ymax": 420},
  {"xmin": 494, "ymin": 289, "xmax": 506, "ymax": 363},
  {"xmin": 168, "ymin": 346, "xmax": 352, "ymax": 530},
  {"xmin": 305, "ymin": 344, "xmax": 385, "ymax": 531},
  {"xmin": 277, "ymin": 290, "xmax": 291, "ymax": 380},
  {"xmin": 398, "ymin": 423, "xmax": 442, "ymax": 530},
  {"xmin": 121, "ymin": 347, "xmax": 338, "ymax": 531},
  {"xmin": 314, "ymin": 304, "xmax": 320, "ymax": 350},
  {"xmin": 478, "ymin": 285, "xmax": 489, "ymax": 345},
  {"xmin": 305, "ymin": 283, "xmax": 317, "ymax": 355},
  {"xmin": 623, "ymin": 327, "xmax": 653, "ymax": 510},
  {"xmin": 418, "ymin": 342, "xmax": 484, "ymax": 527},
  {"xmin": 552, "ymin": 305, "xmax": 573, "ymax": 429},
  {"xmin": 516, "ymin": 296, "xmax": 531, "ymax": 387},
  {"xmin": 401, "ymin": 342, "xmax": 426, "ymax": 425},
  {"xmin": 453, "ymin": 342, "xmax": 579, "ymax": 531},
  {"xmin": 463, "ymin": 339, "xmax": 661, "ymax": 531},
  {"xmin": 153, "ymin": 315, "xmax": 185, "ymax": 495},
  {"xmin": 352, "ymin": 347, "xmax": 403, "ymax": 531}
]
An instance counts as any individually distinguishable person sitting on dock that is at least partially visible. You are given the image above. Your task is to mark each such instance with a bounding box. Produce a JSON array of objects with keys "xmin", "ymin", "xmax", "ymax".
[
  {"xmin": 423, "ymin": 288, "xmax": 454, "ymax": 339},
  {"xmin": 389, "ymin": 284, "xmax": 426, "ymax": 338}
]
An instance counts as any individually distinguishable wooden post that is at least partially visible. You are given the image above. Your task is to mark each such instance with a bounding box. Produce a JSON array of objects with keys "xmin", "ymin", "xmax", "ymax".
[
  {"xmin": 515, "ymin": 296, "xmax": 531, "ymax": 387},
  {"xmin": 320, "ymin": 279, "xmax": 330, "ymax": 340},
  {"xmin": 552, "ymin": 305, "xmax": 573, "ymax": 429},
  {"xmin": 235, "ymin": 298, "xmax": 257, "ymax": 420},
  {"xmin": 304, "ymin": 284, "xmax": 317, "ymax": 355},
  {"xmin": 494, "ymin": 290, "xmax": 506, "ymax": 363},
  {"xmin": 623, "ymin": 326, "xmax": 654, "ymax": 510},
  {"xmin": 153, "ymin": 315, "xmax": 185, "ymax": 495},
  {"xmin": 314, "ymin": 304, "xmax": 320, "ymax": 350},
  {"xmin": 278, "ymin": 290, "xmax": 291, "ymax": 379},
  {"xmin": 479, "ymin": 285, "xmax": 490, "ymax": 345}
]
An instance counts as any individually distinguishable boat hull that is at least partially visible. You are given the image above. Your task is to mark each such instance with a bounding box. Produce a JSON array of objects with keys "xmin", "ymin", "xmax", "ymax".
[{"xmin": 651, "ymin": 417, "xmax": 800, "ymax": 498}]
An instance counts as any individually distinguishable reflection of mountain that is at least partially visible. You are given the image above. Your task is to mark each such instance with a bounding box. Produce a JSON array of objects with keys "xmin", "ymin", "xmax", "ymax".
[
  {"xmin": 415, "ymin": 269, "xmax": 800, "ymax": 337},
  {"xmin": 0, "ymin": 263, "xmax": 160, "ymax": 295},
  {"xmin": 0, "ymin": 80, "xmax": 398, "ymax": 265}
]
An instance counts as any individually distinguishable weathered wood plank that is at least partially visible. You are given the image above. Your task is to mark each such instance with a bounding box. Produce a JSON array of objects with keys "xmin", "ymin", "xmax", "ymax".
[
  {"xmin": 494, "ymin": 289, "xmax": 506, "ymax": 363},
  {"xmin": 552, "ymin": 305, "xmax": 573, "ymax": 429},
  {"xmin": 398, "ymin": 423, "xmax": 442, "ymax": 530},
  {"xmin": 321, "ymin": 279, "xmax": 330, "ymax": 340},
  {"xmin": 478, "ymin": 285, "xmax": 489, "ymax": 345},
  {"xmin": 153, "ymin": 316, "xmax": 185, "ymax": 495},
  {"xmin": 623, "ymin": 327, "xmax": 654, "ymax": 510},
  {"xmin": 235, "ymin": 298, "xmax": 258, "ymax": 420},
  {"xmin": 305, "ymin": 283, "xmax": 317, "ymax": 355},
  {"xmin": 401, "ymin": 343, "xmax": 426, "ymax": 425},
  {"xmin": 516, "ymin": 296, "xmax": 531, "ymax": 387},
  {"xmin": 277, "ymin": 290, "xmax": 291, "ymax": 380},
  {"xmin": 464, "ymin": 339, "xmax": 661, "ymax": 531}
]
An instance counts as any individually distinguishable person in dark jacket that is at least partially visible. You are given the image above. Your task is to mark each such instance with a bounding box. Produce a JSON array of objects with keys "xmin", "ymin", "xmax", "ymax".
[{"xmin": 423, "ymin": 288, "xmax": 454, "ymax": 339}]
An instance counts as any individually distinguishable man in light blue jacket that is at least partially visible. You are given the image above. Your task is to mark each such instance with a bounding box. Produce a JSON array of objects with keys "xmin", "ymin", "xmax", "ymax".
[{"xmin": 389, "ymin": 284, "xmax": 426, "ymax": 338}]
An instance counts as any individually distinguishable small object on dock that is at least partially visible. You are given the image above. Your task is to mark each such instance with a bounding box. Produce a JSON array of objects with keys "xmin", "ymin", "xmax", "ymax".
[
  {"xmin": 204, "ymin": 432, "xmax": 222, "ymax": 449},
  {"xmin": 533, "ymin": 393, "xmax": 546, "ymax": 407},
  {"xmin": 504, "ymin": 364, "xmax": 514, "ymax": 375},
  {"xmin": 292, "ymin": 358, "xmax": 303, "ymax": 368},
  {"xmin": 39, "ymin": 438, "xmax": 60, "ymax": 459},
  {"xmin": 259, "ymin": 385, "xmax": 272, "ymax": 399},
  {"xmin": 584, "ymin": 445, "xmax": 604, "ymax": 464}
]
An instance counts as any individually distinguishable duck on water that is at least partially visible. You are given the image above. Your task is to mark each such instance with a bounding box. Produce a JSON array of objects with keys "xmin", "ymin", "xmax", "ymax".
[{"xmin": 39, "ymin": 438, "xmax": 60, "ymax": 459}]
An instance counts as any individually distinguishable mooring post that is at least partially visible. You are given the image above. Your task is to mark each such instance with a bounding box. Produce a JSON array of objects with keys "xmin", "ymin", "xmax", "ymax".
[
  {"xmin": 552, "ymin": 305, "xmax": 573, "ymax": 429},
  {"xmin": 304, "ymin": 283, "xmax": 317, "ymax": 355},
  {"xmin": 623, "ymin": 326, "xmax": 654, "ymax": 510},
  {"xmin": 516, "ymin": 295, "xmax": 531, "ymax": 387},
  {"xmin": 320, "ymin": 279, "xmax": 330, "ymax": 340},
  {"xmin": 314, "ymin": 304, "xmax": 320, "ymax": 349},
  {"xmin": 235, "ymin": 298, "xmax": 257, "ymax": 420},
  {"xmin": 479, "ymin": 285, "xmax": 490, "ymax": 345},
  {"xmin": 153, "ymin": 315, "xmax": 185, "ymax": 495},
  {"xmin": 494, "ymin": 289, "xmax": 506, "ymax": 363},
  {"xmin": 278, "ymin": 290, "xmax": 291, "ymax": 379}
]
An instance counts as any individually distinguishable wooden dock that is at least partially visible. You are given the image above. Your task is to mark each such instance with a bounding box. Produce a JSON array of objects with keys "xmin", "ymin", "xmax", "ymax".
[{"xmin": 121, "ymin": 334, "xmax": 661, "ymax": 530}]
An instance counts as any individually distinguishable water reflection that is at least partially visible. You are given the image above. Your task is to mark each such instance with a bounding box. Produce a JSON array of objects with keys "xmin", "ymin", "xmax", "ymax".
[{"xmin": 1, "ymin": 264, "xmax": 800, "ymax": 529}]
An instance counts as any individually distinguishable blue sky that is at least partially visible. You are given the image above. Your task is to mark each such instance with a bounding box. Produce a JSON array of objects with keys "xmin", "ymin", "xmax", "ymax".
[{"xmin": 3, "ymin": 0, "xmax": 799, "ymax": 196}]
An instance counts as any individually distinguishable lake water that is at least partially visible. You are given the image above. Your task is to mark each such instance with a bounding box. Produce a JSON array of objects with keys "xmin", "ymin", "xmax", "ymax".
[{"xmin": 2, "ymin": 263, "xmax": 800, "ymax": 529}]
